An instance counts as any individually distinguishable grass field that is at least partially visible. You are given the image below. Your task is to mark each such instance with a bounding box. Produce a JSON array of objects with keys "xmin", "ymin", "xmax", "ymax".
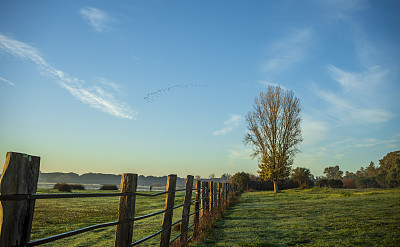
[
  {"xmin": 193, "ymin": 187, "xmax": 400, "ymax": 247},
  {"xmin": 31, "ymin": 188, "xmax": 400, "ymax": 246},
  {"xmin": 31, "ymin": 189, "xmax": 192, "ymax": 246}
]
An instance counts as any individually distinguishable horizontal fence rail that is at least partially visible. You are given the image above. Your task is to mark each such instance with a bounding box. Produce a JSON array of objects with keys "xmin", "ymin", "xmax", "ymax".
[
  {"xmin": 0, "ymin": 152, "xmax": 241, "ymax": 247},
  {"xmin": 0, "ymin": 190, "xmax": 187, "ymax": 201}
]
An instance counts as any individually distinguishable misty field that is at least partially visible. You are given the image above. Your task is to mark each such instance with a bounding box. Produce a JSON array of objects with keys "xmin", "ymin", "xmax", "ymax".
[
  {"xmin": 193, "ymin": 188, "xmax": 400, "ymax": 247},
  {"xmin": 31, "ymin": 189, "xmax": 191, "ymax": 246}
]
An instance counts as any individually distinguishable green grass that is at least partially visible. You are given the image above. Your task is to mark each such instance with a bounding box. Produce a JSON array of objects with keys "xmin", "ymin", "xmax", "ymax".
[
  {"xmin": 192, "ymin": 188, "xmax": 400, "ymax": 247},
  {"xmin": 31, "ymin": 189, "xmax": 193, "ymax": 246}
]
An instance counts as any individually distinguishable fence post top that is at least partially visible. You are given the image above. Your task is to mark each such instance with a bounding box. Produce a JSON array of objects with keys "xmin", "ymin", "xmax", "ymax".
[
  {"xmin": 121, "ymin": 173, "xmax": 138, "ymax": 176},
  {"xmin": 5, "ymin": 151, "xmax": 40, "ymax": 158},
  {"xmin": 167, "ymin": 174, "xmax": 177, "ymax": 179}
]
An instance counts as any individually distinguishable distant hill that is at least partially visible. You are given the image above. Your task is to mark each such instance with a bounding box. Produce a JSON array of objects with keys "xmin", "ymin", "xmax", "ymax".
[{"xmin": 39, "ymin": 172, "xmax": 224, "ymax": 187}]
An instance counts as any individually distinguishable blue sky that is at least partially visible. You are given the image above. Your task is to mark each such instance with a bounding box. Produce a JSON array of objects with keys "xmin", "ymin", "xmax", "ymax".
[{"xmin": 1, "ymin": 0, "xmax": 399, "ymax": 178}]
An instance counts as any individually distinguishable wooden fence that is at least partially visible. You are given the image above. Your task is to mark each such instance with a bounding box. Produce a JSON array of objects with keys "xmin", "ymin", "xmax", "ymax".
[{"xmin": 0, "ymin": 152, "xmax": 240, "ymax": 247}]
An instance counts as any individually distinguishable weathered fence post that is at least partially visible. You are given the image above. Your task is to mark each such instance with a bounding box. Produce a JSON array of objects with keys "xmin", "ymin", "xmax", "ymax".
[
  {"xmin": 218, "ymin": 182, "xmax": 222, "ymax": 206},
  {"xmin": 180, "ymin": 175, "xmax": 194, "ymax": 246},
  {"xmin": 225, "ymin": 183, "xmax": 229, "ymax": 201},
  {"xmin": 0, "ymin": 152, "xmax": 40, "ymax": 246},
  {"xmin": 221, "ymin": 183, "xmax": 225, "ymax": 204},
  {"xmin": 213, "ymin": 181, "xmax": 217, "ymax": 209},
  {"xmin": 160, "ymin": 174, "xmax": 177, "ymax": 247},
  {"xmin": 209, "ymin": 181, "xmax": 214, "ymax": 211},
  {"xmin": 192, "ymin": 180, "xmax": 201, "ymax": 239},
  {"xmin": 115, "ymin": 173, "xmax": 138, "ymax": 247},
  {"xmin": 205, "ymin": 182, "xmax": 210, "ymax": 212},
  {"xmin": 201, "ymin": 181, "xmax": 207, "ymax": 217}
]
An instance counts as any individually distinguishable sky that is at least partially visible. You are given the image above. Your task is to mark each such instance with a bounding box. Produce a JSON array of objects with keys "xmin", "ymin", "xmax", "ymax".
[{"xmin": 1, "ymin": 0, "xmax": 399, "ymax": 178}]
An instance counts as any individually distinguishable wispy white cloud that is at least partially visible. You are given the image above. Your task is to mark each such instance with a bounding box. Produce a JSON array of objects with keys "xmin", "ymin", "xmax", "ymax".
[
  {"xmin": 59, "ymin": 81, "xmax": 133, "ymax": 119},
  {"xmin": 327, "ymin": 135, "xmax": 399, "ymax": 150},
  {"xmin": 213, "ymin": 114, "xmax": 244, "ymax": 136},
  {"xmin": 226, "ymin": 146, "xmax": 253, "ymax": 167},
  {"xmin": 262, "ymin": 28, "xmax": 314, "ymax": 74},
  {"xmin": 313, "ymin": 64, "xmax": 395, "ymax": 125},
  {"xmin": 79, "ymin": 7, "xmax": 110, "ymax": 32},
  {"xmin": 0, "ymin": 33, "xmax": 48, "ymax": 67},
  {"xmin": 315, "ymin": 87, "xmax": 394, "ymax": 124},
  {"xmin": 316, "ymin": 0, "xmax": 367, "ymax": 21},
  {"xmin": 353, "ymin": 137, "xmax": 399, "ymax": 149},
  {"xmin": 0, "ymin": 76, "xmax": 15, "ymax": 86},
  {"xmin": 327, "ymin": 65, "xmax": 387, "ymax": 93},
  {"xmin": 0, "ymin": 33, "xmax": 134, "ymax": 119},
  {"xmin": 96, "ymin": 77, "xmax": 122, "ymax": 92},
  {"xmin": 257, "ymin": 80, "xmax": 287, "ymax": 90}
]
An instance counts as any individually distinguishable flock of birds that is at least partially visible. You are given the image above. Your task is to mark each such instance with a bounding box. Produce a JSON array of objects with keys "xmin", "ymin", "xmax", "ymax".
[{"xmin": 144, "ymin": 83, "xmax": 208, "ymax": 102}]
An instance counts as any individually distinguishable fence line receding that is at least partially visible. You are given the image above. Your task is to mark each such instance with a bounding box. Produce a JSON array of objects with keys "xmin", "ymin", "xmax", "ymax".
[{"xmin": 0, "ymin": 152, "xmax": 240, "ymax": 247}]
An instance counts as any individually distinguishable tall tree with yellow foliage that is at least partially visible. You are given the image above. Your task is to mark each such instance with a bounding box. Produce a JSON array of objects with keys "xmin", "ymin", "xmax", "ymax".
[{"xmin": 244, "ymin": 85, "xmax": 302, "ymax": 194}]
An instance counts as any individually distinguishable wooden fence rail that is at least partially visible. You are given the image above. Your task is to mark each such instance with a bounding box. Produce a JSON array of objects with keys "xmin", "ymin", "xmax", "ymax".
[{"xmin": 0, "ymin": 152, "xmax": 240, "ymax": 247}]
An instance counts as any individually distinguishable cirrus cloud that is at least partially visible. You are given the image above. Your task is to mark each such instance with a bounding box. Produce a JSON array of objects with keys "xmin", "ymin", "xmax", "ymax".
[
  {"xmin": 213, "ymin": 114, "xmax": 244, "ymax": 136},
  {"xmin": 0, "ymin": 76, "xmax": 16, "ymax": 86},
  {"xmin": 0, "ymin": 33, "xmax": 135, "ymax": 119},
  {"xmin": 79, "ymin": 7, "xmax": 110, "ymax": 32},
  {"xmin": 262, "ymin": 28, "xmax": 314, "ymax": 74}
]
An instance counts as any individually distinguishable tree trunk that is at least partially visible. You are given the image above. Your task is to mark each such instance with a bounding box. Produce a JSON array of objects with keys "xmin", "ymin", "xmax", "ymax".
[{"xmin": 273, "ymin": 180, "xmax": 279, "ymax": 194}]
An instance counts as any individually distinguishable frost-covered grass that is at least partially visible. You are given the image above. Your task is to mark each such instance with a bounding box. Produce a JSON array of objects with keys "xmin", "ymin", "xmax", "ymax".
[
  {"xmin": 193, "ymin": 187, "xmax": 400, "ymax": 247},
  {"xmin": 31, "ymin": 189, "xmax": 190, "ymax": 246}
]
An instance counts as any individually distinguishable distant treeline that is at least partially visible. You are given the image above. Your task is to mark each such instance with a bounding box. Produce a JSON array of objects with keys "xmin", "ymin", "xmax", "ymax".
[{"xmin": 39, "ymin": 172, "xmax": 223, "ymax": 187}]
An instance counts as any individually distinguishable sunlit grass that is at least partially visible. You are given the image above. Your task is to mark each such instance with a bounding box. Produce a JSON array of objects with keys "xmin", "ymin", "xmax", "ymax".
[
  {"xmin": 31, "ymin": 189, "xmax": 192, "ymax": 246},
  {"xmin": 193, "ymin": 188, "xmax": 400, "ymax": 247}
]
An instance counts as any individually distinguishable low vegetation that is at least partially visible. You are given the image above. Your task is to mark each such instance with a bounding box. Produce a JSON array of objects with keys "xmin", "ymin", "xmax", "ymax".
[
  {"xmin": 315, "ymin": 178, "xmax": 343, "ymax": 188},
  {"xmin": 53, "ymin": 183, "xmax": 71, "ymax": 192},
  {"xmin": 230, "ymin": 172, "xmax": 250, "ymax": 190},
  {"xmin": 53, "ymin": 183, "xmax": 85, "ymax": 192},
  {"xmin": 192, "ymin": 187, "xmax": 400, "ymax": 246},
  {"xmin": 99, "ymin": 184, "xmax": 118, "ymax": 190}
]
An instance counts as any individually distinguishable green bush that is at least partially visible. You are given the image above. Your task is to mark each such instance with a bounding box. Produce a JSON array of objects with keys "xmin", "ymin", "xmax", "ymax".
[
  {"xmin": 247, "ymin": 177, "xmax": 299, "ymax": 191},
  {"xmin": 316, "ymin": 179, "xmax": 342, "ymax": 188},
  {"xmin": 70, "ymin": 184, "xmax": 85, "ymax": 190},
  {"xmin": 231, "ymin": 172, "xmax": 251, "ymax": 190},
  {"xmin": 100, "ymin": 184, "xmax": 118, "ymax": 190},
  {"xmin": 316, "ymin": 178, "xmax": 329, "ymax": 188},
  {"xmin": 330, "ymin": 179, "xmax": 343, "ymax": 188},
  {"xmin": 355, "ymin": 177, "xmax": 380, "ymax": 188},
  {"xmin": 53, "ymin": 183, "xmax": 72, "ymax": 192},
  {"xmin": 291, "ymin": 167, "xmax": 314, "ymax": 188}
]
